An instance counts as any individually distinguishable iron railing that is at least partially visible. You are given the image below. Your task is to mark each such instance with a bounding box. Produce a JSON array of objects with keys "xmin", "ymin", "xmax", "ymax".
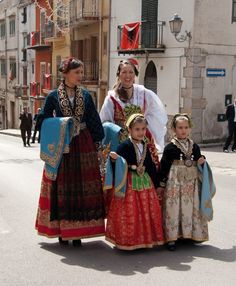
[{"xmin": 117, "ymin": 21, "xmax": 165, "ymax": 51}]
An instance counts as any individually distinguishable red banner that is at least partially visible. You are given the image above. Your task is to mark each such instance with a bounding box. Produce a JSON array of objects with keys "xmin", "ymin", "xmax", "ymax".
[
  {"xmin": 30, "ymin": 82, "xmax": 39, "ymax": 97},
  {"xmin": 120, "ymin": 22, "xmax": 140, "ymax": 50},
  {"xmin": 44, "ymin": 74, "xmax": 51, "ymax": 90},
  {"xmin": 31, "ymin": 32, "xmax": 36, "ymax": 46}
]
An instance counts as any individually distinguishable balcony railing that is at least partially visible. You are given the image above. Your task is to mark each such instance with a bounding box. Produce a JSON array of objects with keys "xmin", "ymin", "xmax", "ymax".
[
  {"xmin": 82, "ymin": 61, "xmax": 98, "ymax": 82},
  {"xmin": 27, "ymin": 23, "xmax": 54, "ymax": 49},
  {"xmin": 117, "ymin": 21, "xmax": 165, "ymax": 55},
  {"xmin": 70, "ymin": 0, "xmax": 99, "ymax": 25}
]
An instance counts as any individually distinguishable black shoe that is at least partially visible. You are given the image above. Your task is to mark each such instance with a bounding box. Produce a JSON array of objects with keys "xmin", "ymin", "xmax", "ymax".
[
  {"xmin": 58, "ymin": 237, "xmax": 69, "ymax": 246},
  {"xmin": 223, "ymin": 149, "xmax": 229, "ymax": 153},
  {"xmin": 31, "ymin": 141, "xmax": 35, "ymax": 144},
  {"xmin": 167, "ymin": 241, "xmax": 176, "ymax": 251},
  {"xmin": 23, "ymin": 143, "xmax": 26, "ymax": 147},
  {"xmin": 72, "ymin": 239, "xmax": 82, "ymax": 247},
  {"xmin": 27, "ymin": 142, "xmax": 31, "ymax": 147}
]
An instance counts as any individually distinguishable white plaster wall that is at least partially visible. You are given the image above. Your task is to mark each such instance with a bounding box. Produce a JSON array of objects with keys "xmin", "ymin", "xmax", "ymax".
[
  {"xmin": 194, "ymin": 0, "xmax": 236, "ymax": 47},
  {"xmin": 202, "ymin": 55, "xmax": 235, "ymax": 141},
  {"xmin": 158, "ymin": 0, "xmax": 195, "ymax": 49},
  {"xmin": 18, "ymin": 4, "xmax": 36, "ymax": 86}
]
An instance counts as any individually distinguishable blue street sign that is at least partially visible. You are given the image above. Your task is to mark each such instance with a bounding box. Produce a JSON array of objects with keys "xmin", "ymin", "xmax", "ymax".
[{"xmin": 206, "ymin": 68, "xmax": 226, "ymax": 77}]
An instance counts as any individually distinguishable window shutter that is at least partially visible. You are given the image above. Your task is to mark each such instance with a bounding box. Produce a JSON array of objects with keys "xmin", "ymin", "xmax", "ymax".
[{"xmin": 141, "ymin": 0, "xmax": 158, "ymax": 48}]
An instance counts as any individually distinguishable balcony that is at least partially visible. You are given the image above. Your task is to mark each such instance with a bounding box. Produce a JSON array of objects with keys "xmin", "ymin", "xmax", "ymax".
[
  {"xmin": 14, "ymin": 84, "xmax": 29, "ymax": 99},
  {"xmin": 82, "ymin": 61, "xmax": 99, "ymax": 84},
  {"xmin": 44, "ymin": 22, "xmax": 66, "ymax": 43},
  {"xmin": 117, "ymin": 21, "xmax": 166, "ymax": 55},
  {"xmin": 30, "ymin": 82, "xmax": 40, "ymax": 97},
  {"xmin": 70, "ymin": 0, "xmax": 99, "ymax": 27},
  {"xmin": 27, "ymin": 23, "xmax": 53, "ymax": 50}
]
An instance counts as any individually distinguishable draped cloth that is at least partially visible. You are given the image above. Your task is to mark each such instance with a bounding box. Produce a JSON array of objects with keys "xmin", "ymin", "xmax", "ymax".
[
  {"xmin": 103, "ymin": 156, "xmax": 128, "ymax": 198},
  {"xmin": 198, "ymin": 162, "xmax": 216, "ymax": 221},
  {"xmin": 40, "ymin": 117, "xmax": 74, "ymax": 181},
  {"xmin": 102, "ymin": 122, "xmax": 121, "ymax": 152}
]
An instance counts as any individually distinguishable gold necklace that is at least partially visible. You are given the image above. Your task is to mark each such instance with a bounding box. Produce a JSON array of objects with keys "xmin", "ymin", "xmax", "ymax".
[
  {"xmin": 171, "ymin": 137, "xmax": 194, "ymax": 167},
  {"xmin": 130, "ymin": 138, "xmax": 147, "ymax": 176}
]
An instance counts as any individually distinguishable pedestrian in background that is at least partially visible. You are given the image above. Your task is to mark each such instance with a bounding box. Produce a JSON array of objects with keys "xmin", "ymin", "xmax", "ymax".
[
  {"xmin": 31, "ymin": 108, "xmax": 41, "ymax": 143},
  {"xmin": 223, "ymin": 96, "xmax": 236, "ymax": 152},
  {"xmin": 19, "ymin": 106, "xmax": 32, "ymax": 147}
]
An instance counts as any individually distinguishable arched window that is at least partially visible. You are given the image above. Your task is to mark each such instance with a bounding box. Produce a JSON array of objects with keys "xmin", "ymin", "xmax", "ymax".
[{"xmin": 144, "ymin": 61, "xmax": 157, "ymax": 94}]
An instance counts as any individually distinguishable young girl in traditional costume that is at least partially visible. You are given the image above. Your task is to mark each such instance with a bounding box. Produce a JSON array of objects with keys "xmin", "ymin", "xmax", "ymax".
[
  {"xmin": 158, "ymin": 114, "xmax": 215, "ymax": 251},
  {"xmin": 104, "ymin": 113, "xmax": 164, "ymax": 250}
]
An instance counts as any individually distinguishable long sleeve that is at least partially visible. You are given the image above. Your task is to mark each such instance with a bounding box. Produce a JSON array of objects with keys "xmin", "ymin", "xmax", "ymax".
[
  {"xmin": 144, "ymin": 88, "xmax": 168, "ymax": 151},
  {"xmin": 192, "ymin": 143, "xmax": 203, "ymax": 161},
  {"xmin": 99, "ymin": 93, "xmax": 115, "ymax": 123},
  {"xmin": 37, "ymin": 91, "xmax": 58, "ymax": 129},
  {"xmin": 158, "ymin": 144, "xmax": 174, "ymax": 186},
  {"xmin": 84, "ymin": 90, "xmax": 104, "ymax": 142}
]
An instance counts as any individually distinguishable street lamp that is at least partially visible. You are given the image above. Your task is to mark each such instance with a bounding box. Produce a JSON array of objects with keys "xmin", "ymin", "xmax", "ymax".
[
  {"xmin": 169, "ymin": 14, "xmax": 202, "ymax": 64},
  {"xmin": 169, "ymin": 14, "xmax": 192, "ymax": 43}
]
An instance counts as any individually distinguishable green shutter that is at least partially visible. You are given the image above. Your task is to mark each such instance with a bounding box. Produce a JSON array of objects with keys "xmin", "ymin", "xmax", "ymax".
[{"xmin": 141, "ymin": 0, "xmax": 158, "ymax": 48}]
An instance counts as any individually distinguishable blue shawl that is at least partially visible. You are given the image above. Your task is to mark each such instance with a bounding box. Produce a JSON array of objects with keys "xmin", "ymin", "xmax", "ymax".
[
  {"xmin": 40, "ymin": 117, "xmax": 74, "ymax": 180},
  {"xmin": 102, "ymin": 122, "xmax": 121, "ymax": 152},
  {"xmin": 103, "ymin": 155, "xmax": 128, "ymax": 198},
  {"xmin": 198, "ymin": 161, "xmax": 216, "ymax": 221}
]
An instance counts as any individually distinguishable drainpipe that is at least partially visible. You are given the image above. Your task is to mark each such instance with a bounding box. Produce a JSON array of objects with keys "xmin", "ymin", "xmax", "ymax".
[
  {"xmin": 98, "ymin": 0, "xmax": 102, "ymax": 110},
  {"xmin": 107, "ymin": 0, "xmax": 111, "ymax": 90},
  {"xmin": 16, "ymin": 5, "xmax": 20, "ymax": 126},
  {"xmin": 4, "ymin": 8, "xmax": 8, "ymax": 129}
]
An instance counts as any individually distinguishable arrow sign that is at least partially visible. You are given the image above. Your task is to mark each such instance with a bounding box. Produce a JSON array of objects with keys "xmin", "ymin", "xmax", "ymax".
[{"xmin": 206, "ymin": 68, "xmax": 226, "ymax": 77}]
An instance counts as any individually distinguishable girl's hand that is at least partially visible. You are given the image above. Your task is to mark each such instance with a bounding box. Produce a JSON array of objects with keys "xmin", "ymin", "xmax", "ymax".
[
  {"xmin": 110, "ymin": 152, "xmax": 118, "ymax": 160},
  {"xmin": 156, "ymin": 187, "xmax": 164, "ymax": 201},
  {"xmin": 198, "ymin": 156, "xmax": 206, "ymax": 165}
]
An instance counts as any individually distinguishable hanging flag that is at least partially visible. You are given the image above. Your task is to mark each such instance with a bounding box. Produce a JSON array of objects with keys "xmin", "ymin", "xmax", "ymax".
[
  {"xmin": 9, "ymin": 69, "xmax": 14, "ymax": 82},
  {"xmin": 44, "ymin": 74, "xmax": 51, "ymax": 90},
  {"xmin": 31, "ymin": 32, "xmax": 36, "ymax": 46},
  {"xmin": 120, "ymin": 22, "xmax": 140, "ymax": 50},
  {"xmin": 30, "ymin": 82, "xmax": 38, "ymax": 97}
]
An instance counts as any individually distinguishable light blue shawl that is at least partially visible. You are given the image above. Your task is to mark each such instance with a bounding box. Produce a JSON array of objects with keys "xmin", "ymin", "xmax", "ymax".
[
  {"xmin": 103, "ymin": 155, "xmax": 128, "ymax": 198},
  {"xmin": 198, "ymin": 161, "xmax": 216, "ymax": 221},
  {"xmin": 40, "ymin": 117, "xmax": 74, "ymax": 180}
]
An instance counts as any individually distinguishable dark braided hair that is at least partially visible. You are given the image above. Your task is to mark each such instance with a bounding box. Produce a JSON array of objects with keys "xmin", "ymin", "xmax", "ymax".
[
  {"xmin": 113, "ymin": 60, "xmax": 139, "ymax": 101},
  {"xmin": 171, "ymin": 113, "xmax": 193, "ymax": 129},
  {"xmin": 59, "ymin": 57, "xmax": 83, "ymax": 73}
]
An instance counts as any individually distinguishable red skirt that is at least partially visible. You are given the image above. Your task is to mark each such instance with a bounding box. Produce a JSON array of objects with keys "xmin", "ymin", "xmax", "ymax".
[
  {"xmin": 105, "ymin": 172, "xmax": 164, "ymax": 250},
  {"xmin": 35, "ymin": 129, "xmax": 105, "ymax": 240}
]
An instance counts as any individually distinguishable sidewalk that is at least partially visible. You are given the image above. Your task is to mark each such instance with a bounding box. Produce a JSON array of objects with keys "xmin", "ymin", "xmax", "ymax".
[
  {"xmin": 0, "ymin": 128, "xmax": 21, "ymax": 138},
  {"xmin": 0, "ymin": 128, "xmax": 224, "ymax": 148}
]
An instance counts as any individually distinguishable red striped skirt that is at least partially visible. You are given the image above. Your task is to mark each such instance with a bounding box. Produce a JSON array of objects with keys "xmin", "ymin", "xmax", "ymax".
[
  {"xmin": 35, "ymin": 128, "xmax": 105, "ymax": 240},
  {"xmin": 105, "ymin": 172, "xmax": 164, "ymax": 250}
]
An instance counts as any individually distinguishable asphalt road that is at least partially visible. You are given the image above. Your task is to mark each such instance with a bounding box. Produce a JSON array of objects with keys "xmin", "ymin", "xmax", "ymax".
[{"xmin": 0, "ymin": 134, "xmax": 236, "ymax": 286}]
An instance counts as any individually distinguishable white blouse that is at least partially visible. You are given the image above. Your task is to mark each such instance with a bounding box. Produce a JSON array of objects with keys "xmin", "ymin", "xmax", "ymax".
[{"xmin": 100, "ymin": 84, "xmax": 168, "ymax": 151}]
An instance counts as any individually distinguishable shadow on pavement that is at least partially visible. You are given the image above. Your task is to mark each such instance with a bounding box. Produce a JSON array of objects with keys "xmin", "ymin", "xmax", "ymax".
[{"xmin": 39, "ymin": 240, "xmax": 236, "ymax": 275}]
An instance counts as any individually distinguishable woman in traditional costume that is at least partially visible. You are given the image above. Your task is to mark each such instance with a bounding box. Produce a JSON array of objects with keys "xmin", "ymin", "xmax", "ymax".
[
  {"xmin": 104, "ymin": 114, "xmax": 164, "ymax": 250},
  {"xmin": 157, "ymin": 114, "xmax": 215, "ymax": 251},
  {"xmin": 100, "ymin": 59, "xmax": 167, "ymax": 153},
  {"xmin": 35, "ymin": 58, "xmax": 105, "ymax": 246}
]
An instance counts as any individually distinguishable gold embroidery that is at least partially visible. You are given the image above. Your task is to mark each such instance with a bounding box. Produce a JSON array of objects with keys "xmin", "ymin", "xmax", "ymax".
[
  {"xmin": 48, "ymin": 143, "xmax": 55, "ymax": 153},
  {"xmin": 40, "ymin": 119, "xmax": 68, "ymax": 167},
  {"xmin": 58, "ymin": 82, "xmax": 84, "ymax": 121}
]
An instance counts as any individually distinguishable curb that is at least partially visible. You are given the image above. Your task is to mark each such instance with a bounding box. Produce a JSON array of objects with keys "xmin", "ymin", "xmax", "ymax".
[{"xmin": 0, "ymin": 131, "xmax": 21, "ymax": 138}]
